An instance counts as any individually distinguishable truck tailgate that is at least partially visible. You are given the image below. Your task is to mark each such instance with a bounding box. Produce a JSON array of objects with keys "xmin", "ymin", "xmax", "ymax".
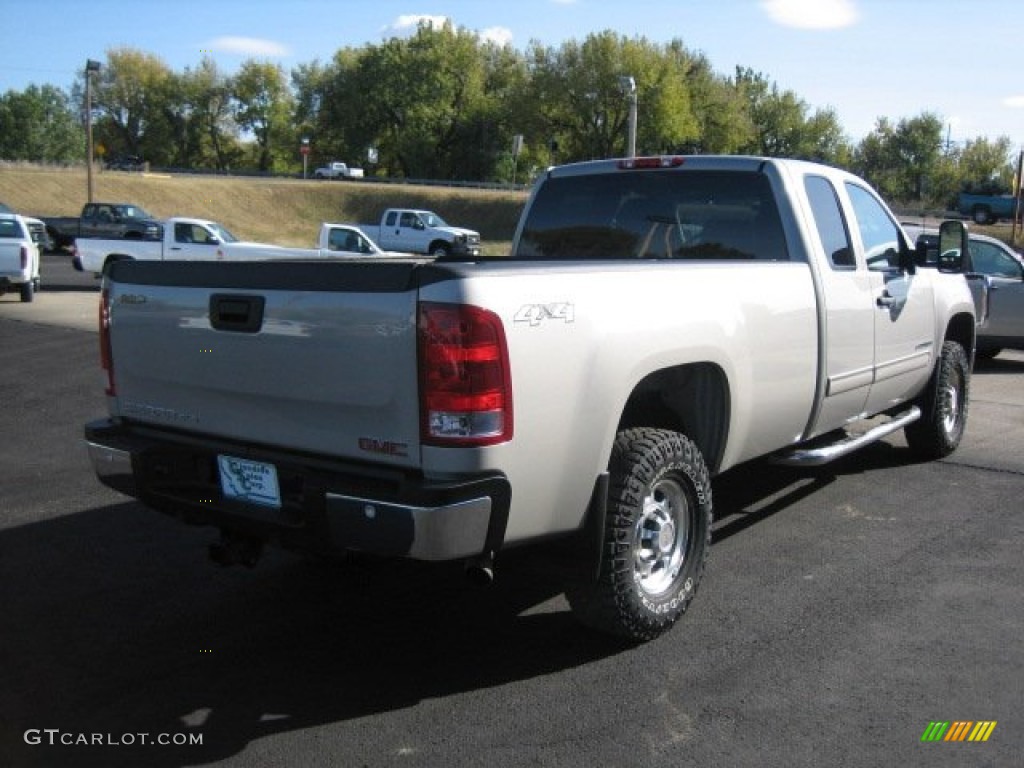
[
  {"xmin": 105, "ymin": 260, "xmax": 423, "ymax": 468},
  {"xmin": 0, "ymin": 243, "xmax": 23, "ymax": 274}
]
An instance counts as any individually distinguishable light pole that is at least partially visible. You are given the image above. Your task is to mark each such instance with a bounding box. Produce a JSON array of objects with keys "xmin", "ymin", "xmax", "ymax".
[
  {"xmin": 619, "ymin": 75, "xmax": 637, "ymax": 158},
  {"xmin": 85, "ymin": 59, "xmax": 101, "ymax": 203}
]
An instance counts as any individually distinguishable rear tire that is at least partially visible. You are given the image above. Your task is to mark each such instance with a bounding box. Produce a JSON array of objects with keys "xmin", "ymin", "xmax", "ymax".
[
  {"xmin": 19, "ymin": 280, "xmax": 34, "ymax": 303},
  {"xmin": 904, "ymin": 340, "xmax": 970, "ymax": 460},
  {"xmin": 566, "ymin": 428, "xmax": 712, "ymax": 642}
]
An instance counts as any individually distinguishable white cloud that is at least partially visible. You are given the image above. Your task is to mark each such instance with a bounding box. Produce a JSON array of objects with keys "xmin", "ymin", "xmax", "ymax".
[
  {"xmin": 1003, "ymin": 95, "xmax": 1024, "ymax": 108},
  {"xmin": 479, "ymin": 26, "xmax": 514, "ymax": 46},
  {"xmin": 384, "ymin": 14, "xmax": 451, "ymax": 34},
  {"xmin": 761, "ymin": 0, "xmax": 858, "ymax": 29},
  {"xmin": 208, "ymin": 36, "xmax": 290, "ymax": 57}
]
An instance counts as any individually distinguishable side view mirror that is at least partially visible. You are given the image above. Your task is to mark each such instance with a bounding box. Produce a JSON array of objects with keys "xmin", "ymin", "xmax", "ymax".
[{"xmin": 937, "ymin": 220, "xmax": 970, "ymax": 273}]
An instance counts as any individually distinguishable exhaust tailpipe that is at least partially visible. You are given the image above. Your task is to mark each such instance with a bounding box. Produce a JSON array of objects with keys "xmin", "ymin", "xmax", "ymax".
[{"xmin": 465, "ymin": 552, "xmax": 495, "ymax": 586}]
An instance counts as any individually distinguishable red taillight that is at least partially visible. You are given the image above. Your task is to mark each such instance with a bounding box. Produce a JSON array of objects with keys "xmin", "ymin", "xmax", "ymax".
[
  {"xmin": 617, "ymin": 156, "xmax": 685, "ymax": 170},
  {"xmin": 418, "ymin": 302, "xmax": 513, "ymax": 446},
  {"xmin": 20, "ymin": 245, "xmax": 28, "ymax": 270},
  {"xmin": 99, "ymin": 289, "xmax": 115, "ymax": 396}
]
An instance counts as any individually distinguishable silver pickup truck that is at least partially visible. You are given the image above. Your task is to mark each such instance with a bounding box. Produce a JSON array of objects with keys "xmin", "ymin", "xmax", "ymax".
[{"xmin": 85, "ymin": 156, "xmax": 978, "ymax": 642}]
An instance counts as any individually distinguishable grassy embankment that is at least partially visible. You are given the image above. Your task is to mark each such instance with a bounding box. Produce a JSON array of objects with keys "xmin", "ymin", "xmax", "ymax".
[
  {"xmin": 3, "ymin": 163, "xmax": 1019, "ymax": 252},
  {"xmin": 0, "ymin": 164, "xmax": 528, "ymax": 255}
]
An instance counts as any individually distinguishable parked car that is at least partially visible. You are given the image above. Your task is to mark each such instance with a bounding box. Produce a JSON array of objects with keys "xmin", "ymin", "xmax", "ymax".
[
  {"xmin": 905, "ymin": 225, "xmax": 1024, "ymax": 359},
  {"xmin": 74, "ymin": 219, "xmax": 415, "ymax": 274},
  {"xmin": 0, "ymin": 213, "xmax": 42, "ymax": 302},
  {"xmin": 0, "ymin": 203, "xmax": 53, "ymax": 252},
  {"xmin": 313, "ymin": 162, "xmax": 364, "ymax": 180},
  {"xmin": 37, "ymin": 202, "xmax": 161, "ymax": 250},
  {"xmin": 956, "ymin": 191, "xmax": 1020, "ymax": 225},
  {"xmin": 105, "ymin": 155, "xmax": 145, "ymax": 172},
  {"xmin": 359, "ymin": 208, "xmax": 480, "ymax": 257}
]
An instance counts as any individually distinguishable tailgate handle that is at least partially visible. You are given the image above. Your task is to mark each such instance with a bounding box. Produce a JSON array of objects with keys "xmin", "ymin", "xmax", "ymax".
[{"xmin": 209, "ymin": 294, "xmax": 265, "ymax": 333}]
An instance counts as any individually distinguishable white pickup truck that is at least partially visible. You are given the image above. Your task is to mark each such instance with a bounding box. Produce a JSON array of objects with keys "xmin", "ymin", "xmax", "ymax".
[
  {"xmin": 362, "ymin": 208, "xmax": 481, "ymax": 257},
  {"xmin": 85, "ymin": 156, "xmax": 978, "ymax": 642},
  {"xmin": 74, "ymin": 218, "xmax": 410, "ymax": 274},
  {"xmin": 313, "ymin": 162, "xmax": 364, "ymax": 180},
  {"xmin": 0, "ymin": 213, "xmax": 42, "ymax": 302}
]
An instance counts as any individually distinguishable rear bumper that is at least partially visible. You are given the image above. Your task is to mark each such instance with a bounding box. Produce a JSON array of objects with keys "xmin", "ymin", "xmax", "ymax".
[
  {"xmin": 0, "ymin": 272, "xmax": 31, "ymax": 286},
  {"xmin": 85, "ymin": 419, "xmax": 510, "ymax": 562}
]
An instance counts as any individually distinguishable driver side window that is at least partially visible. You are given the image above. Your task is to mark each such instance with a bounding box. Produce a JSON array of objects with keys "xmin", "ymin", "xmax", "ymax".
[{"xmin": 845, "ymin": 183, "xmax": 901, "ymax": 271}]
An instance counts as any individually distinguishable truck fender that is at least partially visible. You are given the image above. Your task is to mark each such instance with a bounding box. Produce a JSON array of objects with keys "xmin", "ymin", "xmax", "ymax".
[{"xmin": 428, "ymin": 240, "xmax": 451, "ymax": 258}]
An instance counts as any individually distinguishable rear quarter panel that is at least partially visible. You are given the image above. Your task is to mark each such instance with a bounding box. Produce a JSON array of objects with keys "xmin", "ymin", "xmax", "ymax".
[
  {"xmin": 79, "ymin": 239, "xmax": 163, "ymax": 272},
  {"xmin": 418, "ymin": 260, "xmax": 818, "ymax": 544}
]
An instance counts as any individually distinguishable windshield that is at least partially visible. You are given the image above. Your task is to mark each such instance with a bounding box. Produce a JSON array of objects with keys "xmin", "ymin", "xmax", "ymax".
[
  {"xmin": 514, "ymin": 170, "xmax": 790, "ymax": 261},
  {"xmin": 206, "ymin": 222, "xmax": 238, "ymax": 243},
  {"xmin": 422, "ymin": 212, "xmax": 448, "ymax": 228},
  {"xmin": 122, "ymin": 206, "xmax": 153, "ymax": 219}
]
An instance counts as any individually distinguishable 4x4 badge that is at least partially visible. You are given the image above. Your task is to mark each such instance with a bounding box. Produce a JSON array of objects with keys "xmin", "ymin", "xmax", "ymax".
[{"xmin": 514, "ymin": 302, "xmax": 575, "ymax": 327}]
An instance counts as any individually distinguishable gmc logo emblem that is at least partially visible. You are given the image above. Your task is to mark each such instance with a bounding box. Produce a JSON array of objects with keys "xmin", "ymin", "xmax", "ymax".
[{"xmin": 358, "ymin": 437, "xmax": 409, "ymax": 457}]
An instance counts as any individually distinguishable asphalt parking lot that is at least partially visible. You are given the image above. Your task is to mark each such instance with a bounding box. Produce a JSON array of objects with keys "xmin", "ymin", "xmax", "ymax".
[{"xmin": 1, "ymin": 253, "xmax": 1022, "ymax": 767}]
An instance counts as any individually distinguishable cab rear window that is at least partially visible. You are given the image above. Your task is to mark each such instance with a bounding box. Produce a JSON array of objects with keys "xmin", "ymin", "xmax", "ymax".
[{"xmin": 514, "ymin": 170, "xmax": 790, "ymax": 262}]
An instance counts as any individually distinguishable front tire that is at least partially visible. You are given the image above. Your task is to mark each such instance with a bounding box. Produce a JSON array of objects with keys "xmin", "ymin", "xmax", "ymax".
[
  {"xmin": 904, "ymin": 340, "xmax": 970, "ymax": 460},
  {"xmin": 567, "ymin": 428, "xmax": 712, "ymax": 642}
]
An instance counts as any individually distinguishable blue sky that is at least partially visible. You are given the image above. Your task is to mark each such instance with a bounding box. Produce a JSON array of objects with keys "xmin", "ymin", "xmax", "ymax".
[{"xmin": 4, "ymin": 0, "xmax": 1023, "ymax": 151}]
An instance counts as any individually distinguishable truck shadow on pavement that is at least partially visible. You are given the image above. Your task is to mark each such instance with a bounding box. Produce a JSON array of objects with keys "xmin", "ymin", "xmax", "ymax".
[
  {"xmin": 0, "ymin": 438, "xmax": 950, "ymax": 767},
  {"xmin": 973, "ymin": 353, "xmax": 1024, "ymax": 374},
  {"xmin": 0, "ymin": 500, "xmax": 629, "ymax": 767},
  {"xmin": 711, "ymin": 440, "xmax": 920, "ymax": 543}
]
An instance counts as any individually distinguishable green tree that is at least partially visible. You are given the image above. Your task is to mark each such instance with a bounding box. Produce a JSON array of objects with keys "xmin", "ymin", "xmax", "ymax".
[
  {"xmin": 679, "ymin": 52, "xmax": 752, "ymax": 154},
  {"xmin": 854, "ymin": 113, "xmax": 944, "ymax": 202},
  {"xmin": 958, "ymin": 136, "xmax": 1015, "ymax": 192},
  {"xmin": 527, "ymin": 32, "xmax": 699, "ymax": 163},
  {"xmin": 188, "ymin": 57, "xmax": 242, "ymax": 171},
  {"xmin": 339, "ymin": 21, "xmax": 498, "ymax": 179},
  {"xmin": 231, "ymin": 60, "xmax": 295, "ymax": 172},
  {"xmin": 82, "ymin": 48, "xmax": 175, "ymax": 164},
  {"xmin": 0, "ymin": 85, "xmax": 82, "ymax": 163},
  {"xmin": 734, "ymin": 67, "xmax": 851, "ymax": 163}
]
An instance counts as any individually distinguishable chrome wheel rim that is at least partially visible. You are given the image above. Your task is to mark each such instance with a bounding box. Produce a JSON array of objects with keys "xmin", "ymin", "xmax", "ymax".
[
  {"xmin": 633, "ymin": 477, "xmax": 690, "ymax": 596},
  {"xmin": 941, "ymin": 370, "xmax": 964, "ymax": 436}
]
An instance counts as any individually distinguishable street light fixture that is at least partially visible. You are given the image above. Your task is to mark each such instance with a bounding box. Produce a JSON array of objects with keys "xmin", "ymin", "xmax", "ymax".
[
  {"xmin": 85, "ymin": 59, "xmax": 101, "ymax": 203},
  {"xmin": 619, "ymin": 75, "xmax": 637, "ymax": 159}
]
